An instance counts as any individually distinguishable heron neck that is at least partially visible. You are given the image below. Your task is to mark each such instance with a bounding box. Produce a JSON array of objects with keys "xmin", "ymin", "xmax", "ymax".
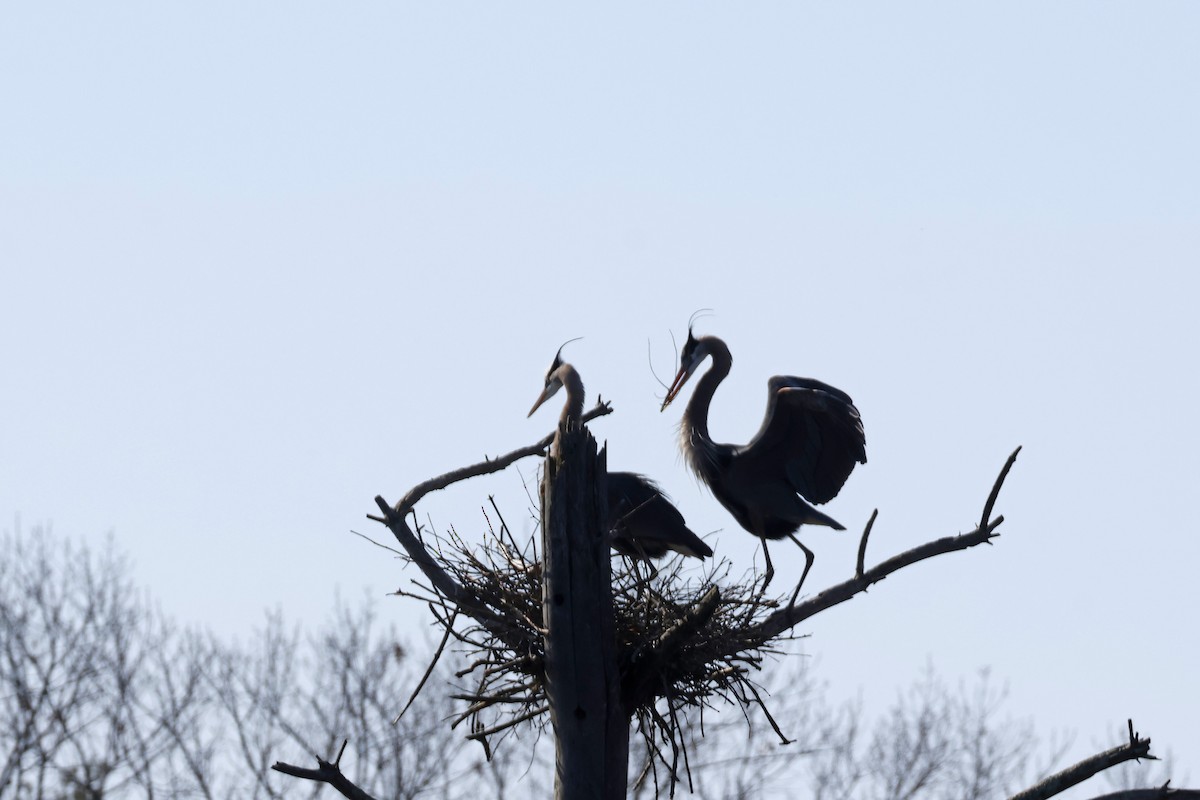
[
  {"xmin": 683, "ymin": 340, "xmax": 731, "ymax": 442},
  {"xmin": 559, "ymin": 365, "xmax": 586, "ymax": 425}
]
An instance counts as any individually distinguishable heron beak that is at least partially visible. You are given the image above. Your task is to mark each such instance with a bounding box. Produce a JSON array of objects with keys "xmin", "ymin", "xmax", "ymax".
[
  {"xmin": 660, "ymin": 364, "xmax": 691, "ymax": 412},
  {"xmin": 528, "ymin": 385, "xmax": 555, "ymax": 418}
]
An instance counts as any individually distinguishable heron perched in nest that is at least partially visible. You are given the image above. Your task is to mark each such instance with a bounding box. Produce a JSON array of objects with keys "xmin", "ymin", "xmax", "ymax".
[
  {"xmin": 660, "ymin": 324, "xmax": 866, "ymax": 594},
  {"xmin": 528, "ymin": 342, "xmax": 712, "ymax": 561}
]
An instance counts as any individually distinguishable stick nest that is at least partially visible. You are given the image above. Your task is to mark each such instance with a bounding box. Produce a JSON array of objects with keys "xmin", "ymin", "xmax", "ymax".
[{"xmin": 395, "ymin": 503, "xmax": 791, "ymax": 782}]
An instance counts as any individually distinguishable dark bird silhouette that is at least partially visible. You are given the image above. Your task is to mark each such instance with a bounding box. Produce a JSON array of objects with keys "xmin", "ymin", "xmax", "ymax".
[
  {"xmin": 528, "ymin": 344, "xmax": 712, "ymax": 560},
  {"xmin": 660, "ymin": 326, "xmax": 865, "ymax": 594}
]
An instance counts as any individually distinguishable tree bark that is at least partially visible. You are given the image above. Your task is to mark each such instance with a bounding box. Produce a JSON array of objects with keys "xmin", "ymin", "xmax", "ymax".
[{"xmin": 541, "ymin": 424, "xmax": 628, "ymax": 800}]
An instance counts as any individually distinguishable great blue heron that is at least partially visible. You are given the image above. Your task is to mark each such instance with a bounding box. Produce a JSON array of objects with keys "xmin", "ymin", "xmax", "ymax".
[
  {"xmin": 528, "ymin": 344, "xmax": 713, "ymax": 561},
  {"xmin": 660, "ymin": 326, "xmax": 866, "ymax": 595}
]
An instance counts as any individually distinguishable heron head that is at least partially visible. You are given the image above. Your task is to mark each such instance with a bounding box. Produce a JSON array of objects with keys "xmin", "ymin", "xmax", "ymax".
[
  {"xmin": 527, "ymin": 373, "xmax": 563, "ymax": 418},
  {"xmin": 528, "ymin": 338, "xmax": 581, "ymax": 417},
  {"xmin": 661, "ymin": 327, "xmax": 709, "ymax": 411}
]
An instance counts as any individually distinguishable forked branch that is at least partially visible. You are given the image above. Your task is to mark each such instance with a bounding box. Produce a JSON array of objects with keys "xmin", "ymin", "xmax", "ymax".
[
  {"xmin": 1008, "ymin": 719, "xmax": 1157, "ymax": 800},
  {"xmin": 740, "ymin": 447, "xmax": 1020, "ymax": 646},
  {"xmin": 272, "ymin": 741, "xmax": 378, "ymax": 800}
]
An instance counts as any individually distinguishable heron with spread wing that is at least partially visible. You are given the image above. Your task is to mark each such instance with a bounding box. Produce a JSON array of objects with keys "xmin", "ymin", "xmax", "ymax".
[{"xmin": 660, "ymin": 325, "xmax": 865, "ymax": 595}]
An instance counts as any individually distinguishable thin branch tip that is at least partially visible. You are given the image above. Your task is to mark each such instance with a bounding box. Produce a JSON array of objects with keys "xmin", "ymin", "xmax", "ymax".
[
  {"xmin": 855, "ymin": 509, "xmax": 879, "ymax": 578},
  {"xmin": 981, "ymin": 445, "xmax": 1022, "ymax": 529}
]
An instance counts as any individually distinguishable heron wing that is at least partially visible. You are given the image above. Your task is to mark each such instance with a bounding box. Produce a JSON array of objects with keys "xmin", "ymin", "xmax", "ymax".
[
  {"xmin": 608, "ymin": 472, "xmax": 713, "ymax": 558},
  {"xmin": 737, "ymin": 376, "xmax": 867, "ymax": 505}
]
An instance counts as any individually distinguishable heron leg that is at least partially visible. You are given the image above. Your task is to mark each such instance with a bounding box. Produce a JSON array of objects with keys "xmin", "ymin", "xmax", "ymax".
[
  {"xmin": 786, "ymin": 534, "xmax": 815, "ymax": 607},
  {"xmin": 624, "ymin": 543, "xmax": 659, "ymax": 590},
  {"xmin": 637, "ymin": 550, "xmax": 660, "ymax": 582},
  {"xmin": 761, "ymin": 540, "xmax": 775, "ymax": 592}
]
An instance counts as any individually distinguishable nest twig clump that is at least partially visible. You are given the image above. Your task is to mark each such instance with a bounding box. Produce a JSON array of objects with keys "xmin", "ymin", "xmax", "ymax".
[
  {"xmin": 612, "ymin": 558, "xmax": 796, "ymax": 794},
  {"xmin": 392, "ymin": 500, "xmax": 547, "ymax": 759},
  {"xmin": 394, "ymin": 499, "xmax": 789, "ymax": 771}
]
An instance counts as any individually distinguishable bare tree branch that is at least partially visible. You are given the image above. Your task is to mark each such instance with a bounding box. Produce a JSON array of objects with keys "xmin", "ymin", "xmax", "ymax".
[
  {"xmin": 272, "ymin": 741, "xmax": 380, "ymax": 800},
  {"xmin": 982, "ymin": 445, "xmax": 1022, "ymax": 529},
  {"xmin": 1008, "ymin": 720, "xmax": 1157, "ymax": 800},
  {"xmin": 740, "ymin": 447, "xmax": 1019, "ymax": 647},
  {"xmin": 1087, "ymin": 788, "xmax": 1200, "ymax": 800}
]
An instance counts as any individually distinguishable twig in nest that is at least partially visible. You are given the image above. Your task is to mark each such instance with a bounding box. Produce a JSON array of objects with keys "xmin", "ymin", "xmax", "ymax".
[
  {"xmin": 465, "ymin": 705, "xmax": 550, "ymax": 741},
  {"xmin": 394, "ymin": 607, "xmax": 458, "ymax": 723}
]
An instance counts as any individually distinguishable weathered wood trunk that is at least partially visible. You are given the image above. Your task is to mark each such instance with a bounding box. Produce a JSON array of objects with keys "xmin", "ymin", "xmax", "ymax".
[{"xmin": 540, "ymin": 424, "xmax": 629, "ymax": 800}]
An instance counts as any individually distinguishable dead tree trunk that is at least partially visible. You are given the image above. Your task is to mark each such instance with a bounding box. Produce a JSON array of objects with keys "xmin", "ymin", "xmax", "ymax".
[{"xmin": 540, "ymin": 424, "xmax": 629, "ymax": 800}]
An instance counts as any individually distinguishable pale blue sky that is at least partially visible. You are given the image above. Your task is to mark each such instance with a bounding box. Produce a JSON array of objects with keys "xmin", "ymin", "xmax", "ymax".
[{"xmin": 2, "ymin": 2, "xmax": 1197, "ymax": 793}]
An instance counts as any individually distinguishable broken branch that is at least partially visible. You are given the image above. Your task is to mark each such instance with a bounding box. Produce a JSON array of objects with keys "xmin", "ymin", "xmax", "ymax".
[
  {"xmin": 1007, "ymin": 719, "xmax": 1155, "ymax": 800},
  {"xmin": 272, "ymin": 746, "xmax": 379, "ymax": 800}
]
